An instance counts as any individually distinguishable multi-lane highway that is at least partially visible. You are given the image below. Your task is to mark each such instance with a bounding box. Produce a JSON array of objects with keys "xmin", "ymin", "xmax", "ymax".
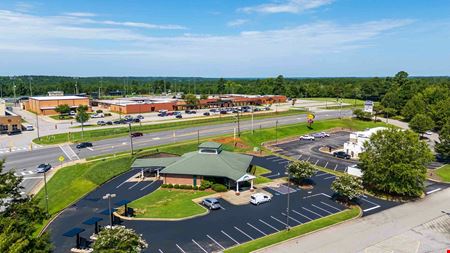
[{"xmin": 2, "ymin": 110, "xmax": 352, "ymax": 193}]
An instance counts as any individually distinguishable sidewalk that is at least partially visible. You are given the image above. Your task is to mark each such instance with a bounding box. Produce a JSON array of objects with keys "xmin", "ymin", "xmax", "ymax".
[{"xmin": 255, "ymin": 187, "xmax": 450, "ymax": 253}]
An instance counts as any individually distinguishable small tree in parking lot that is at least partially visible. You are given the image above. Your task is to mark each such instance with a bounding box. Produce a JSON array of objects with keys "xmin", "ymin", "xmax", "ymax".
[
  {"xmin": 331, "ymin": 174, "xmax": 363, "ymax": 202},
  {"xmin": 75, "ymin": 105, "xmax": 90, "ymax": 139},
  {"xmin": 93, "ymin": 226, "xmax": 147, "ymax": 252},
  {"xmin": 287, "ymin": 161, "xmax": 316, "ymax": 186},
  {"xmin": 55, "ymin": 104, "xmax": 71, "ymax": 119}
]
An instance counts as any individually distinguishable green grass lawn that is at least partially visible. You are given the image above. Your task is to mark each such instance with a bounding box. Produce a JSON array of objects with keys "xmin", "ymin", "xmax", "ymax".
[
  {"xmin": 252, "ymin": 166, "xmax": 272, "ymax": 184},
  {"xmin": 302, "ymin": 97, "xmax": 365, "ymax": 106},
  {"xmin": 49, "ymin": 115, "xmax": 74, "ymax": 120},
  {"xmin": 34, "ymin": 156, "xmax": 132, "ymax": 216},
  {"xmin": 34, "ymin": 110, "xmax": 306, "ymax": 145},
  {"xmin": 128, "ymin": 189, "xmax": 213, "ymax": 218},
  {"xmin": 435, "ymin": 164, "xmax": 450, "ymax": 182},
  {"xmin": 224, "ymin": 206, "xmax": 360, "ymax": 253}
]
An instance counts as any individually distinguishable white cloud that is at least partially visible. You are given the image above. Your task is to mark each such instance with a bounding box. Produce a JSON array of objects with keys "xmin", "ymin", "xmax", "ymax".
[
  {"xmin": 63, "ymin": 12, "xmax": 97, "ymax": 17},
  {"xmin": 227, "ymin": 19, "xmax": 249, "ymax": 27},
  {"xmin": 239, "ymin": 0, "xmax": 334, "ymax": 14}
]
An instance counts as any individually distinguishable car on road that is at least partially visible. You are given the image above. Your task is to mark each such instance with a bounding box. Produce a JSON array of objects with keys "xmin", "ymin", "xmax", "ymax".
[
  {"xmin": 97, "ymin": 120, "xmax": 106, "ymax": 126},
  {"xmin": 136, "ymin": 115, "xmax": 144, "ymax": 119},
  {"xmin": 176, "ymin": 114, "xmax": 182, "ymax": 119},
  {"xmin": 250, "ymin": 193, "xmax": 271, "ymax": 205},
  {"xmin": 333, "ymin": 151, "xmax": 351, "ymax": 159},
  {"xmin": 36, "ymin": 163, "xmax": 52, "ymax": 173},
  {"xmin": 220, "ymin": 110, "xmax": 227, "ymax": 114},
  {"xmin": 23, "ymin": 124, "xmax": 34, "ymax": 131},
  {"xmin": 312, "ymin": 132, "xmax": 330, "ymax": 138},
  {"xmin": 91, "ymin": 113, "xmax": 104, "ymax": 118},
  {"xmin": 299, "ymin": 135, "xmax": 315, "ymax": 141},
  {"xmin": 202, "ymin": 198, "xmax": 221, "ymax": 210},
  {"xmin": 203, "ymin": 112, "xmax": 210, "ymax": 116},
  {"xmin": 106, "ymin": 121, "xmax": 113, "ymax": 125},
  {"xmin": 76, "ymin": 142, "xmax": 93, "ymax": 149},
  {"xmin": 131, "ymin": 132, "xmax": 143, "ymax": 138}
]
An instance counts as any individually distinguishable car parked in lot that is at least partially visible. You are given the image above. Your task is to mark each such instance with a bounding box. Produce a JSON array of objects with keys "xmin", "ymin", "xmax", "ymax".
[
  {"xmin": 202, "ymin": 198, "xmax": 221, "ymax": 210},
  {"xmin": 203, "ymin": 112, "xmax": 210, "ymax": 116},
  {"xmin": 131, "ymin": 132, "xmax": 143, "ymax": 138},
  {"xmin": 176, "ymin": 114, "xmax": 182, "ymax": 119},
  {"xmin": 23, "ymin": 124, "xmax": 34, "ymax": 131},
  {"xmin": 333, "ymin": 151, "xmax": 351, "ymax": 159},
  {"xmin": 106, "ymin": 121, "xmax": 113, "ymax": 125},
  {"xmin": 36, "ymin": 163, "xmax": 52, "ymax": 173},
  {"xmin": 91, "ymin": 113, "xmax": 104, "ymax": 118},
  {"xmin": 76, "ymin": 142, "xmax": 93, "ymax": 149},
  {"xmin": 220, "ymin": 110, "xmax": 227, "ymax": 114},
  {"xmin": 97, "ymin": 120, "xmax": 106, "ymax": 126},
  {"xmin": 136, "ymin": 115, "xmax": 144, "ymax": 119},
  {"xmin": 209, "ymin": 109, "xmax": 218, "ymax": 113},
  {"xmin": 312, "ymin": 132, "xmax": 330, "ymax": 138},
  {"xmin": 299, "ymin": 135, "xmax": 315, "ymax": 141},
  {"xmin": 7, "ymin": 130, "xmax": 21, "ymax": 135},
  {"xmin": 133, "ymin": 118, "xmax": 141, "ymax": 123},
  {"xmin": 250, "ymin": 193, "xmax": 271, "ymax": 205}
]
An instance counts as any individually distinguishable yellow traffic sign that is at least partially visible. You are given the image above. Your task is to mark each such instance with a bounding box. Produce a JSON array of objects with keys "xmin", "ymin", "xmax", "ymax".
[
  {"xmin": 307, "ymin": 113, "xmax": 315, "ymax": 120},
  {"xmin": 58, "ymin": 156, "xmax": 65, "ymax": 162}
]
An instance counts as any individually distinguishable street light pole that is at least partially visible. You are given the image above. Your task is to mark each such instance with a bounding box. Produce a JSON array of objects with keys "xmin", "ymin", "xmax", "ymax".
[
  {"xmin": 251, "ymin": 105, "xmax": 254, "ymax": 134},
  {"xmin": 128, "ymin": 123, "xmax": 134, "ymax": 155},
  {"xmin": 286, "ymin": 166, "xmax": 291, "ymax": 231},
  {"xmin": 102, "ymin": 193, "xmax": 116, "ymax": 227},
  {"xmin": 35, "ymin": 111, "xmax": 40, "ymax": 140},
  {"xmin": 28, "ymin": 76, "xmax": 33, "ymax": 97},
  {"xmin": 43, "ymin": 169, "xmax": 49, "ymax": 214},
  {"xmin": 275, "ymin": 120, "xmax": 279, "ymax": 144},
  {"xmin": 74, "ymin": 77, "xmax": 79, "ymax": 94}
]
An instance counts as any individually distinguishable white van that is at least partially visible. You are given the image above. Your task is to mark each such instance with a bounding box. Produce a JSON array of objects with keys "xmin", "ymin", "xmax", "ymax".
[
  {"xmin": 23, "ymin": 124, "xmax": 34, "ymax": 131},
  {"xmin": 250, "ymin": 193, "xmax": 271, "ymax": 205}
]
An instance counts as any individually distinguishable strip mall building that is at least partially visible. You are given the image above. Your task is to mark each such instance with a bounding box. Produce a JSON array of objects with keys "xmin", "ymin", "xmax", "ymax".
[
  {"xmin": 95, "ymin": 94, "xmax": 286, "ymax": 114},
  {"xmin": 24, "ymin": 96, "xmax": 91, "ymax": 115}
]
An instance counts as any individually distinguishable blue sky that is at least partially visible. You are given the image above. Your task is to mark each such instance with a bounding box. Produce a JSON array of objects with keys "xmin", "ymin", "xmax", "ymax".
[{"xmin": 0, "ymin": 0, "xmax": 449, "ymax": 77}]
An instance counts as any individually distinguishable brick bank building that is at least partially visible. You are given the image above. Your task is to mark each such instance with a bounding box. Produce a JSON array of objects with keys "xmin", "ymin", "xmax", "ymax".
[{"xmin": 131, "ymin": 142, "xmax": 256, "ymax": 193}]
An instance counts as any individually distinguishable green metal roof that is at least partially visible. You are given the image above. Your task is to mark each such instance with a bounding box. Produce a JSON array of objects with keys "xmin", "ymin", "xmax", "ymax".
[
  {"xmin": 198, "ymin": 142, "xmax": 222, "ymax": 149},
  {"xmin": 131, "ymin": 157, "xmax": 180, "ymax": 168},
  {"xmin": 160, "ymin": 150, "xmax": 252, "ymax": 181}
]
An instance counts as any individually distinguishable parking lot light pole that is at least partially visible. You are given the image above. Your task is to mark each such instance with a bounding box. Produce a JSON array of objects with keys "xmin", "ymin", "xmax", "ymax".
[
  {"xmin": 275, "ymin": 120, "xmax": 279, "ymax": 144},
  {"xmin": 35, "ymin": 112, "xmax": 40, "ymax": 140},
  {"xmin": 128, "ymin": 123, "xmax": 134, "ymax": 155},
  {"xmin": 286, "ymin": 166, "xmax": 291, "ymax": 231},
  {"xmin": 103, "ymin": 193, "xmax": 116, "ymax": 228}
]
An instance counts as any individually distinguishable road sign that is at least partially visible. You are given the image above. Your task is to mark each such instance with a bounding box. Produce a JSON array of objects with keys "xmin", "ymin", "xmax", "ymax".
[
  {"xmin": 58, "ymin": 156, "xmax": 65, "ymax": 162},
  {"xmin": 307, "ymin": 113, "xmax": 315, "ymax": 120}
]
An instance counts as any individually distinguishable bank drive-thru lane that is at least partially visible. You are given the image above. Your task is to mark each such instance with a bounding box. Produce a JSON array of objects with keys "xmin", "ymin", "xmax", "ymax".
[{"xmin": 2, "ymin": 110, "xmax": 352, "ymax": 193}]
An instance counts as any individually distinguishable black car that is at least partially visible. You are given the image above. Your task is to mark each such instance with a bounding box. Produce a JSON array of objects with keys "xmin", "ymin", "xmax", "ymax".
[
  {"xmin": 106, "ymin": 121, "xmax": 113, "ymax": 125},
  {"xmin": 133, "ymin": 118, "xmax": 141, "ymax": 123},
  {"xmin": 131, "ymin": 132, "xmax": 143, "ymax": 138},
  {"xmin": 203, "ymin": 112, "xmax": 210, "ymax": 116},
  {"xmin": 176, "ymin": 114, "xmax": 183, "ymax": 119},
  {"xmin": 76, "ymin": 142, "xmax": 93, "ymax": 149},
  {"xmin": 7, "ymin": 130, "xmax": 21, "ymax": 135},
  {"xmin": 220, "ymin": 110, "xmax": 227, "ymax": 114},
  {"xmin": 333, "ymin": 151, "xmax": 351, "ymax": 159},
  {"xmin": 36, "ymin": 163, "xmax": 52, "ymax": 173}
]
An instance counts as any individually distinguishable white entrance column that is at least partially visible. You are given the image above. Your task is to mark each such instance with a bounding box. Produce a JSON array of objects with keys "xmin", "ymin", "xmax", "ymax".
[
  {"xmin": 236, "ymin": 182, "xmax": 239, "ymax": 193},
  {"xmin": 156, "ymin": 170, "xmax": 160, "ymax": 178},
  {"xmin": 250, "ymin": 179, "xmax": 254, "ymax": 191}
]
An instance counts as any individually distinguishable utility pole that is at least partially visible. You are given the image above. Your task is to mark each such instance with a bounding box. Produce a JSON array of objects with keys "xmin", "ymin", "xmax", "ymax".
[
  {"xmin": 275, "ymin": 120, "xmax": 279, "ymax": 144},
  {"xmin": 35, "ymin": 112, "xmax": 40, "ymax": 140},
  {"xmin": 128, "ymin": 123, "xmax": 134, "ymax": 155},
  {"xmin": 10, "ymin": 76, "xmax": 16, "ymax": 106},
  {"xmin": 251, "ymin": 105, "xmax": 254, "ymax": 134},
  {"xmin": 235, "ymin": 111, "xmax": 241, "ymax": 137},
  {"xmin": 74, "ymin": 77, "xmax": 79, "ymax": 94},
  {"xmin": 197, "ymin": 130, "xmax": 200, "ymax": 145},
  {"xmin": 28, "ymin": 76, "xmax": 33, "ymax": 97},
  {"xmin": 99, "ymin": 77, "xmax": 103, "ymax": 98}
]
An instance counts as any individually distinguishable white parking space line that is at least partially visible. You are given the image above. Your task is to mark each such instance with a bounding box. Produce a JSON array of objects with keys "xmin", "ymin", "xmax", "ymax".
[
  {"xmin": 259, "ymin": 219, "xmax": 279, "ymax": 231},
  {"xmin": 266, "ymin": 156, "xmax": 278, "ymax": 160},
  {"xmin": 207, "ymin": 234, "xmax": 225, "ymax": 250},
  {"xmin": 247, "ymin": 222, "xmax": 267, "ymax": 236},
  {"xmin": 192, "ymin": 239, "xmax": 208, "ymax": 253},
  {"xmin": 266, "ymin": 172, "xmax": 281, "ymax": 178},
  {"xmin": 303, "ymin": 192, "xmax": 332, "ymax": 199},
  {"xmin": 324, "ymin": 161, "xmax": 329, "ymax": 168},
  {"xmin": 272, "ymin": 158, "xmax": 285, "ymax": 162},
  {"xmin": 140, "ymin": 180, "xmax": 156, "ymax": 191},
  {"xmin": 360, "ymin": 195, "xmax": 380, "ymax": 206},
  {"xmin": 314, "ymin": 159, "xmax": 319, "ymax": 165},
  {"xmin": 158, "ymin": 249, "xmax": 164, "ymax": 253},
  {"xmin": 302, "ymin": 207, "xmax": 323, "ymax": 217},
  {"xmin": 323, "ymin": 175, "xmax": 336, "ymax": 180},
  {"xmin": 21, "ymin": 176, "xmax": 44, "ymax": 180},
  {"xmin": 306, "ymin": 156, "xmax": 311, "ymax": 162},
  {"xmin": 221, "ymin": 230, "xmax": 240, "ymax": 245},
  {"xmin": 234, "ymin": 226, "xmax": 254, "ymax": 240},
  {"xmin": 315, "ymin": 173, "xmax": 328, "ymax": 177},
  {"xmin": 115, "ymin": 179, "xmax": 129, "ymax": 189},
  {"xmin": 312, "ymin": 204, "xmax": 333, "ymax": 215},
  {"xmin": 363, "ymin": 206, "xmax": 380, "ymax": 212},
  {"xmin": 426, "ymin": 188, "xmax": 442, "ymax": 194},
  {"xmin": 297, "ymin": 154, "xmax": 302, "ymax": 159},
  {"xmin": 271, "ymin": 216, "xmax": 287, "ymax": 226},
  {"xmin": 292, "ymin": 210, "xmax": 313, "ymax": 221},
  {"xmin": 281, "ymin": 212, "xmax": 302, "ymax": 224},
  {"xmin": 128, "ymin": 181, "xmax": 140, "ymax": 190},
  {"xmin": 320, "ymin": 201, "xmax": 342, "ymax": 212},
  {"xmin": 87, "ymin": 147, "xmax": 94, "ymax": 151},
  {"xmin": 278, "ymin": 160, "xmax": 289, "ymax": 164},
  {"xmin": 334, "ymin": 164, "xmax": 338, "ymax": 170},
  {"xmin": 176, "ymin": 244, "xmax": 187, "ymax": 253}
]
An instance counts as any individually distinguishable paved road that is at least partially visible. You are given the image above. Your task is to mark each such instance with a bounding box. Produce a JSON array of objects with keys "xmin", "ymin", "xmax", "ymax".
[
  {"xmin": 255, "ymin": 187, "xmax": 450, "ymax": 253},
  {"xmin": 2, "ymin": 110, "xmax": 352, "ymax": 193}
]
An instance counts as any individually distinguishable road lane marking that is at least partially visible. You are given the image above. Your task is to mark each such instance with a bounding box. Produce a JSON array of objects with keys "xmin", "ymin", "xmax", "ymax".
[
  {"xmin": 247, "ymin": 222, "xmax": 267, "ymax": 236},
  {"xmin": 302, "ymin": 207, "xmax": 323, "ymax": 217},
  {"xmin": 312, "ymin": 204, "xmax": 333, "ymax": 214},
  {"xmin": 259, "ymin": 219, "xmax": 279, "ymax": 231},
  {"xmin": 21, "ymin": 176, "xmax": 44, "ymax": 180},
  {"xmin": 221, "ymin": 230, "xmax": 240, "ymax": 245},
  {"xmin": 426, "ymin": 188, "xmax": 441, "ymax": 194},
  {"xmin": 192, "ymin": 239, "xmax": 208, "ymax": 253},
  {"xmin": 207, "ymin": 234, "xmax": 225, "ymax": 250},
  {"xmin": 270, "ymin": 216, "xmax": 287, "ymax": 226},
  {"xmin": 234, "ymin": 226, "xmax": 254, "ymax": 240},
  {"xmin": 175, "ymin": 244, "xmax": 186, "ymax": 253},
  {"xmin": 291, "ymin": 210, "xmax": 313, "ymax": 221},
  {"xmin": 281, "ymin": 212, "xmax": 302, "ymax": 224},
  {"xmin": 87, "ymin": 147, "xmax": 94, "ymax": 151},
  {"xmin": 152, "ymin": 137, "xmax": 161, "ymax": 140},
  {"xmin": 320, "ymin": 201, "xmax": 342, "ymax": 212}
]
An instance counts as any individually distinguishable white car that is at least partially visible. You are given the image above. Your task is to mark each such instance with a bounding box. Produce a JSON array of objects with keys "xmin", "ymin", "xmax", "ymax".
[
  {"xmin": 91, "ymin": 113, "xmax": 104, "ymax": 118},
  {"xmin": 250, "ymin": 193, "xmax": 271, "ymax": 205},
  {"xmin": 424, "ymin": 131, "xmax": 433, "ymax": 135},
  {"xmin": 299, "ymin": 135, "xmax": 315, "ymax": 141}
]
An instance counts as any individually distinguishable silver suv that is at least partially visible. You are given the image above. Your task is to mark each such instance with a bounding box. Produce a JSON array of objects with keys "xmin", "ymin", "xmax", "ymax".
[{"xmin": 202, "ymin": 198, "xmax": 221, "ymax": 210}]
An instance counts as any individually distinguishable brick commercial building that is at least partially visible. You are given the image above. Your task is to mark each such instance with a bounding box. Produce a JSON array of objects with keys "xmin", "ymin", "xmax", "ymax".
[
  {"xmin": 0, "ymin": 99, "xmax": 22, "ymax": 134},
  {"xmin": 25, "ymin": 96, "xmax": 91, "ymax": 115},
  {"xmin": 131, "ymin": 142, "xmax": 256, "ymax": 193},
  {"xmin": 96, "ymin": 94, "xmax": 287, "ymax": 114}
]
